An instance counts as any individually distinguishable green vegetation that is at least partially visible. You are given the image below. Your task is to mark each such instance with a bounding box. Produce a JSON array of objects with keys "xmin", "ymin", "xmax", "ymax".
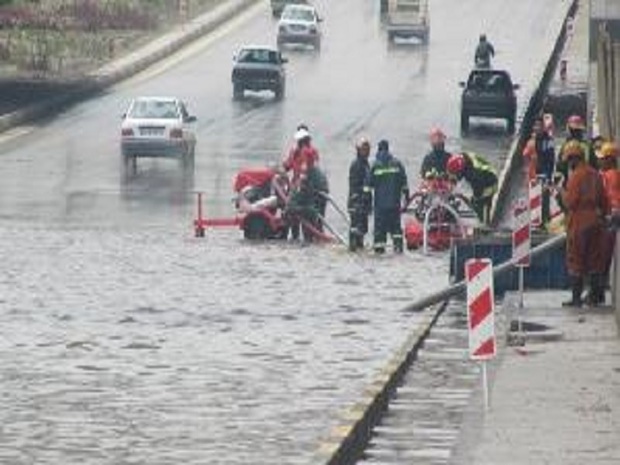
[{"xmin": 0, "ymin": 0, "xmax": 220, "ymax": 77}]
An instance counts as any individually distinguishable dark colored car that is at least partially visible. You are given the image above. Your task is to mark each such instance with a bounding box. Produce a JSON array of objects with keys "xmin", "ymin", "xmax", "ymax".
[
  {"xmin": 271, "ymin": 0, "xmax": 307, "ymax": 18},
  {"xmin": 459, "ymin": 69, "xmax": 519, "ymax": 134},
  {"xmin": 231, "ymin": 46, "xmax": 287, "ymax": 100}
]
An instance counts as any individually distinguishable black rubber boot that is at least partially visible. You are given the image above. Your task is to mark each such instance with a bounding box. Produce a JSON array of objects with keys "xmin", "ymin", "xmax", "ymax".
[
  {"xmin": 393, "ymin": 237, "xmax": 404, "ymax": 254},
  {"xmin": 562, "ymin": 276, "xmax": 584, "ymax": 308},
  {"xmin": 586, "ymin": 274, "xmax": 605, "ymax": 306}
]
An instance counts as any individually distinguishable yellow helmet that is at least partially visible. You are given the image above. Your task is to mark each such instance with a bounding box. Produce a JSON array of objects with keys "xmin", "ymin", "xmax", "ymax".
[
  {"xmin": 562, "ymin": 140, "xmax": 584, "ymax": 161},
  {"xmin": 597, "ymin": 141, "xmax": 619, "ymax": 159}
]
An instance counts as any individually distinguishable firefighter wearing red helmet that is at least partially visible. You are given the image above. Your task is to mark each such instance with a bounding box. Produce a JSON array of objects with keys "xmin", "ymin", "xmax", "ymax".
[
  {"xmin": 420, "ymin": 127, "xmax": 452, "ymax": 180},
  {"xmin": 556, "ymin": 114, "xmax": 595, "ymax": 186},
  {"xmin": 558, "ymin": 141, "xmax": 608, "ymax": 307},
  {"xmin": 447, "ymin": 152, "xmax": 498, "ymax": 224}
]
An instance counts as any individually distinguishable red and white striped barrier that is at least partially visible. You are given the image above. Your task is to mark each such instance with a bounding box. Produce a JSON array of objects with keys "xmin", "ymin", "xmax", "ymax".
[
  {"xmin": 465, "ymin": 259, "xmax": 496, "ymax": 361},
  {"xmin": 512, "ymin": 198, "xmax": 531, "ymax": 267},
  {"xmin": 529, "ymin": 178, "xmax": 543, "ymax": 228}
]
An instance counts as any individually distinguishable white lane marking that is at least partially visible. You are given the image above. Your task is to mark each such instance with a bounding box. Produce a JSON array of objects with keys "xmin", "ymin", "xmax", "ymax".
[
  {"xmin": 116, "ymin": 1, "xmax": 267, "ymax": 89},
  {"xmin": 0, "ymin": 126, "xmax": 35, "ymax": 146}
]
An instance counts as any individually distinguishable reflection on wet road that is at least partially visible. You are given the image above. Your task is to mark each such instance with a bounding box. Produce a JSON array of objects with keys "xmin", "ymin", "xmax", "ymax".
[{"xmin": 0, "ymin": 0, "xmax": 568, "ymax": 463}]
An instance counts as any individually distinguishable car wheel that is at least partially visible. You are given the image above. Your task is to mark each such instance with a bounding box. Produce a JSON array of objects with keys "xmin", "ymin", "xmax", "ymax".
[
  {"xmin": 243, "ymin": 214, "xmax": 270, "ymax": 240},
  {"xmin": 233, "ymin": 83, "xmax": 244, "ymax": 100},
  {"xmin": 460, "ymin": 111, "xmax": 470, "ymax": 133},
  {"xmin": 277, "ymin": 37, "xmax": 284, "ymax": 51},
  {"xmin": 275, "ymin": 83, "xmax": 285, "ymax": 100},
  {"xmin": 507, "ymin": 115, "xmax": 516, "ymax": 134},
  {"xmin": 182, "ymin": 145, "xmax": 195, "ymax": 171}
]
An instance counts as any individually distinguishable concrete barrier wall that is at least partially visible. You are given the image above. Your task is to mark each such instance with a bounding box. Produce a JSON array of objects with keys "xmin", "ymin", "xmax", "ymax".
[{"xmin": 491, "ymin": 0, "xmax": 579, "ymax": 225}]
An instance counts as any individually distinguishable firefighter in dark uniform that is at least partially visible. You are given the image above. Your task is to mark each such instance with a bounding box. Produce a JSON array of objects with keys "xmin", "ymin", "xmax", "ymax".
[
  {"xmin": 446, "ymin": 152, "xmax": 498, "ymax": 225},
  {"xmin": 364, "ymin": 139, "xmax": 410, "ymax": 254},
  {"xmin": 348, "ymin": 137, "xmax": 372, "ymax": 251}
]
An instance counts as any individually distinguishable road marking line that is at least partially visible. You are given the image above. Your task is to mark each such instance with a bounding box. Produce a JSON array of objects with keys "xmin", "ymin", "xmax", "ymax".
[{"xmin": 0, "ymin": 126, "xmax": 35, "ymax": 146}]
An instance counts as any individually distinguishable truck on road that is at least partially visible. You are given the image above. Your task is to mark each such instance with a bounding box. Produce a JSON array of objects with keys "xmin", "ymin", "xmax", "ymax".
[{"xmin": 385, "ymin": 0, "xmax": 430, "ymax": 43}]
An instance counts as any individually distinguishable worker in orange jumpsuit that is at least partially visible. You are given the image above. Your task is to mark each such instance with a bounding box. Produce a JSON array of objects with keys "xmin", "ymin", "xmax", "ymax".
[
  {"xmin": 595, "ymin": 141, "xmax": 620, "ymax": 304},
  {"xmin": 559, "ymin": 141, "xmax": 609, "ymax": 307}
]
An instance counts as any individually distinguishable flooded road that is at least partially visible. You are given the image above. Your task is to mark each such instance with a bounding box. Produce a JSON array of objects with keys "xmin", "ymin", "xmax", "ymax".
[{"xmin": 0, "ymin": 0, "xmax": 570, "ymax": 463}]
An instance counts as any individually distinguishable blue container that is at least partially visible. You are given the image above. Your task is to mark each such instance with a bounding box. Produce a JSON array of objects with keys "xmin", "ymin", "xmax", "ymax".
[{"xmin": 450, "ymin": 233, "xmax": 568, "ymax": 296}]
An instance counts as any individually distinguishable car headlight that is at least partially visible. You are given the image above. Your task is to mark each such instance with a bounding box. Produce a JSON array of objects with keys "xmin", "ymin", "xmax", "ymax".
[
  {"xmin": 170, "ymin": 128, "xmax": 183, "ymax": 139},
  {"xmin": 279, "ymin": 25, "xmax": 286, "ymax": 33},
  {"xmin": 309, "ymin": 25, "xmax": 317, "ymax": 34},
  {"xmin": 121, "ymin": 128, "xmax": 134, "ymax": 137}
]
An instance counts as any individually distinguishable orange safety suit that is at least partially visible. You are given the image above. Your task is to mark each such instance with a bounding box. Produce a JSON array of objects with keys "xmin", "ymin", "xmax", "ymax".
[
  {"xmin": 562, "ymin": 164, "xmax": 608, "ymax": 276},
  {"xmin": 600, "ymin": 167, "xmax": 620, "ymax": 275}
]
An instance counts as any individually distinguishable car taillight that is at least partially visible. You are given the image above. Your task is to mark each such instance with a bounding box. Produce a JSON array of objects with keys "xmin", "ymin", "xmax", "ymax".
[
  {"xmin": 121, "ymin": 128, "xmax": 134, "ymax": 137},
  {"xmin": 170, "ymin": 128, "xmax": 183, "ymax": 139}
]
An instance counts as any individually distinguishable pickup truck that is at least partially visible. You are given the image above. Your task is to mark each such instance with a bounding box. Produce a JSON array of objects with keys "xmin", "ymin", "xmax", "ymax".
[
  {"xmin": 386, "ymin": 0, "xmax": 430, "ymax": 43},
  {"xmin": 231, "ymin": 46, "xmax": 287, "ymax": 100}
]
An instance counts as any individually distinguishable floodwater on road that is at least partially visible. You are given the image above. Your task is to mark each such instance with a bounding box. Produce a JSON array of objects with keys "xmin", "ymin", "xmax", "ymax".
[
  {"xmin": 0, "ymin": 223, "xmax": 445, "ymax": 464},
  {"xmin": 0, "ymin": 0, "xmax": 570, "ymax": 462}
]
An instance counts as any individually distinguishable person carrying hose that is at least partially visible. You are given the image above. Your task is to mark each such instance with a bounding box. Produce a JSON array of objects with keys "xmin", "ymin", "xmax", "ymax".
[
  {"xmin": 446, "ymin": 152, "xmax": 498, "ymax": 225},
  {"xmin": 348, "ymin": 137, "xmax": 372, "ymax": 251}
]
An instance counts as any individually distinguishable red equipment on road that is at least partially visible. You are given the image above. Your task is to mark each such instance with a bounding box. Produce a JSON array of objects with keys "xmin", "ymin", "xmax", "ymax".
[
  {"xmin": 403, "ymin": 177, "xmax": 478, "ymax": 251},
  {"xmin": 194, "ymin": 167, "xmax": 336, "ymax": 242}
]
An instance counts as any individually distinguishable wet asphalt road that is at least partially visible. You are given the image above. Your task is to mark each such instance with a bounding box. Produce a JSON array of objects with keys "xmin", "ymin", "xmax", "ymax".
[{"xmin": 0, "ymin": 0, "xmax": 567, "ymax": 463}]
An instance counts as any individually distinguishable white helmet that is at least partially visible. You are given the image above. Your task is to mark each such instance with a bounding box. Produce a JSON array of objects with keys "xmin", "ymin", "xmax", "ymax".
[{"xmin": 294, "ymin": 128, "xmax": 310, "ymax": 141}]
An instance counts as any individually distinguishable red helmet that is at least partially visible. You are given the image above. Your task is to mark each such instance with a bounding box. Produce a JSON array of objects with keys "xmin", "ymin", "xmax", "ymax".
[
  {"xmin": 567, "ymin": 115, "xmax": 585, "ymax": 130},
  {"xmin": 447, "ymin": 153, "xmax": 465, "ymax": 175},
  {"xmin": 429, "ymin": 127, "xmax": 446, "ymax": 145}
]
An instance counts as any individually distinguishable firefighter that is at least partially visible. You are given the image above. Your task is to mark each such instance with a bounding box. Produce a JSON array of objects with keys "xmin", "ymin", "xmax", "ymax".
[
  {"xmin": 420, "ymin": 127, "xmax": 451, "ymax": 180},
  {"xmin": 594, "ymin": 141, "xmax": 620, "ymax": 304},
  {"xmin": 446, "ymin": 152, "xmax": 498, "ymax": 225},
  {"xmin": 556, "ymin": 115, "xmax": 595, "ymax": 185},
  {"xmin": 558, "ymin": 141, "xmax": 608, "ymax": 307},
  {"xmin": 282, "ymin": 127, "xmax": 320, "ymax": 187},
  {"xmin": 348, "ymin": 137, "xmax": 372, "ymax": 251},
  {"xmin": 282, "ymin": 127, "xmax": 321, "ymax": 240},
  {"xmin": 364, "ymin": 139, "xmax": 410, "ymax": 254}
]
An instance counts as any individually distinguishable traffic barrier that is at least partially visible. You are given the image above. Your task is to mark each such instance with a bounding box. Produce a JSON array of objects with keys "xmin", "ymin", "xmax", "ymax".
[
  {"xmin": 512, "ymin": 198, "xmax": 531, "ymax": 267},
  {"xmin": 529, "ymin": 179, "xmax": 543, "ymax": 228},
  {"xmin": 466, "ymin": 259, "xmax": 496, "ymax": 360}
]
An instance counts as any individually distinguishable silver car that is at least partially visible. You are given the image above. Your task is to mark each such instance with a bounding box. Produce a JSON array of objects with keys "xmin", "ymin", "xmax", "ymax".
[
  {"xmin": 277, "ymin": 4, "xmax": 322, "ymax": 51},
  {"xmin": 120, "ymin": 96, "xmax": 197, "ymax": 170}
]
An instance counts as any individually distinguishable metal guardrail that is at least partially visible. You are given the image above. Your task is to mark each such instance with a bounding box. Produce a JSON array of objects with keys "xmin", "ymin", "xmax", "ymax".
[
  {"xmin": 402, "ymin": 233, "xmax": 566, "ymax": 313},
  {"xmin": 490, "ymin": 0, "xmax": 579, "ymax": 226}
]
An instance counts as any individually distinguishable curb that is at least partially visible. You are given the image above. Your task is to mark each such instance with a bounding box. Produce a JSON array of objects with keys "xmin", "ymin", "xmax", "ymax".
[
  {"xmin": 313, "ymin": 303, "xmax": 446, "ymax": 465},
  {"xmin": 0, "ymin": 0, "xmax": 262, "ymax": 134},
  {"xmin": 490, "ymin": 0, "xmax": 579, "ymax": 225}
]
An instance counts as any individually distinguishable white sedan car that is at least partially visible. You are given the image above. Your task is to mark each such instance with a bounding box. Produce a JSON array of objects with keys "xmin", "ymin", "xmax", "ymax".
[
  {"xmin": 277, "ymin": 4, "xmax": 322, "ymax": 51},
  {"xmin": 120, "ymin": 96, "xmax": 197, "ymax": 170}
]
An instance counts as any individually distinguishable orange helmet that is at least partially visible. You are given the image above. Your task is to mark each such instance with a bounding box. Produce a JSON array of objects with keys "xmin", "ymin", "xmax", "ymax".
[
  {"xmin": 597, "ymin": 141, "xmax": 620, "ymax": 159},
  {"xmin": 447, "ymin": 153, "xmax": 465, "ymax": 175},
  {"xmin": 429, "ymin": 127, "xmax": 446, "ymax": 145},
  {"xmin": 562, "ymin": 140, "xmax": 584, "ymax": 161},
  {"xmin": 567, "ymin": 114, "xmax": 585, "ymax": 130}
]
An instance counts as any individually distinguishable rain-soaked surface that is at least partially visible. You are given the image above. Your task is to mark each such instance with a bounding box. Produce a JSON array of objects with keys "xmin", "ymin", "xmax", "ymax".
[{"xmin": 0, "ymin": 0, "xmax": 568, "ymax": 463}]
